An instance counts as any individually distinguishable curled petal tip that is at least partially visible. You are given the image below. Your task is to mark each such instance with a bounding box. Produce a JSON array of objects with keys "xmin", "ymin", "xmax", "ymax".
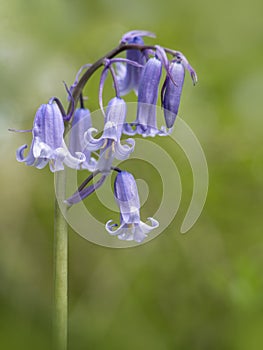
[
  {"xmin": 147, "ymin": 217, "xmax": 159, "ymax": 228},
  {"xmin": 114, "ymin": 138, "xmax": 135, "ymax": 160},
  {"xmin": 120, "ymin": 30, "xmax": 156, "ymax": 44},
  {"xmin": 16, "ymin": 144, "xmax": 28, "ymax": 162},
  {"xmin": 105, "ymin": 220, "xmax": 120, "ymax": 234}
]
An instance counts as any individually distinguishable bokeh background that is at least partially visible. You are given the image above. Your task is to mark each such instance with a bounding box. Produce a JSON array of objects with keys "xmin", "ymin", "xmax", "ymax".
[{"xmin": 1, "ymin": 0, "xmax": 263, "ymax": 349}]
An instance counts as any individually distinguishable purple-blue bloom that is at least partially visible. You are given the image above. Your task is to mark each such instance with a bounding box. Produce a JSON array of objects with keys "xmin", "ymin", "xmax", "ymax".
[
  {"xmin": 162, "ymin": 59, "xmax": 185, "ymax": 129},
  {"xmin": 85, "ymin": 97, "xmax": 135, "ymax": 175},
  {"xmin": 69, "ymin": 108, "xmax": 97, "ymax": 171},
  {"xmin": 116, "ymin": 30, "xmax": 156, "ymax": 96},
  {"xmin": 106, "ymin": 171, "xmax": 159, "ymax": 242},
  {"xmin": 116, "ymin": 36, "xmax": 146, "ymax": 96},
  {"xmin": 16, "ymin": 100, "xmax": 85, "ymax": 172},
  {"xmin": 124, "ymin": 56, "xmax": 168, "ymax": 137}
]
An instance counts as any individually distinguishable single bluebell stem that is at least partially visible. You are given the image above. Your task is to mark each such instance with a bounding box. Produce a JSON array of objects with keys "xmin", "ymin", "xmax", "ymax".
[{"xmin": 54, "ymin": 169, "xmax": 68, "ymax": 350}]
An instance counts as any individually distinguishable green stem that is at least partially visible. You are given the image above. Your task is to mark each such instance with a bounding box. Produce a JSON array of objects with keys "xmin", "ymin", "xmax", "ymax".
[{"xmin": 54, "ymin": 170, "xmax": 68, "ymax": 350}]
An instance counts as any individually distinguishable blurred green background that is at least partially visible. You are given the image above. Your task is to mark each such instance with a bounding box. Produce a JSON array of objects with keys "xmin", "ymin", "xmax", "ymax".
[{"xmin": 1, "ymin": 0, "xmax": 263, "ymax": 349}]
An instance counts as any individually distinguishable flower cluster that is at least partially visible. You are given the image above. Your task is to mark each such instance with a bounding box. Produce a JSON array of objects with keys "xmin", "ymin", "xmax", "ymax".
[{"xmin": 13, "ymin": 30, "xmax": 197, "ymax": 243}]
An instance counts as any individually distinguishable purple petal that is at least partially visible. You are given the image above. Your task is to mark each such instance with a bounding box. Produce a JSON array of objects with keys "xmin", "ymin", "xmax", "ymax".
[
  {"xmin": 85, "ymin": 128, "xmax": 105, "ymax": 151},
  {"xmin": 120, "ymin": 30, "xmax": 156, "ymax": 44},
  {"xmin": 137, "ymin": 102, "xmax": 158, "ymax": 133},
  {"xmin": 138, "ymin": 57, "xmax": 162, "ymax": 105},
  {"xmin": 59, "ymin": 141, "xmax": 86, "ymax": 170},
  {"xmin": 122, "ymin": 123, "xmax": 137, "ymax": 136},
  {"xmin": 96, "ymin": 144, "xmax": 115, "ymax": 175},
  {"xmin": 102, "ymin": 122, "xmax": 118, "ymax": 142},
  {"xmin": 129, "ymin": 57, "xmax": 162, "ymax": 137},
  {"xmin": 114, "ymin": 171, "xmax": 141, "ymax": 222},
  {"xmin": 105, "ymin": 97, "xmax": 127, "ymax": 140},
  {"xmin": 116, "ymin": 36, "xmax": 147, "ymax": 96},
  {"xmin": 34, "ymin": 157, "xmax": 49, "ymax": 169},
  {"xmin": 163, "ymin": 61, "xmax": 185, "ymax": 128},
  {"xmin": 32, "ymin": 137, "xmax": 53, "ymax": 158},
  {"xmin": 16, "ymin": 144, "xmax": 29, "ymax": 162},
  {"xmin": 69, "ymin": 108, "xmax": 96, "ymax": 171},
  {"xmin": 105, "ymin": 220, "xmax": 125, "ymax": 235},
  {"xmin": 114, "ymin": 138, "xmax": 135, "ymax": 160},
  {"xmin": 33, "ymin": 102, "xmax": 64, "ymax": 150}
]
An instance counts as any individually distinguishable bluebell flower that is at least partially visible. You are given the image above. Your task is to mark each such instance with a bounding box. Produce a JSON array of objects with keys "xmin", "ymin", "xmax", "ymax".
[
  {"xmin": 162, "ymin": 59, "xmax": 185, "ymax": 129},
  {"xmin": 124, "ymin": 56, "xmax": 168, "ymax": 137},
  {"xmin": 116, "ymin": 36, "xmax": 146, "ymax": 96},
  {"xmin": 161, "ymin": 53, "xmax": 197, "ymax": 129},
  {"xmin": 69, "ymin": 108, "xmax": 97, "ymax": 171},
  {"xmin": 99, "ymin": 58, "xmax": 143, "ymax": 113},
  {"xmin": 16, "ymin": 100, "xmax": 85, "ymax": 172},
  {"xmin": 85, "ymin": 97, "xmax": 135, "ymax": 175},
  {"xmin": 106, "ymin": 171, "xmax": 159, "ymax": 242},
  {"xmin": 116, "ymin": 30, "xmax": 155, "ymax": 96}
]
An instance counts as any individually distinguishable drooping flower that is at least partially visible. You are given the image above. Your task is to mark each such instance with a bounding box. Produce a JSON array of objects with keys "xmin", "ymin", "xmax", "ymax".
[
  {"xmin": 124, "ymin": 55, "xmax": 168, "ymax": 137},
  {"xmin": 16, "ymin": 100, "xmax": 85, "ymax": 172},
  {"xmin": 106, "ymin": 171, "xmax": 159, "ymax": 242},
  {"xmin": 69, "ymin": 108, "xmax": 97, "ymax": 171},
  {"xmin": 85, "ymin": 97, "xmax": 135, "ymax": 175},
  {"xmin": 99, "ymin": 58, "xmax": 143, "ymax": 113},
  {"xmin": 116, "ymin": 30, "xmax": 156, "ymax": 97},
  {"xmin": 161, "ymin": 52, "xmax": 197, "ymax": 129},
  {"xmin": 162, "ymin": 59, "xmax": 185, "ymax": 129},
  {"xmin": 116, "ymin": 35, "xmax": 147, "ymax": 96}
]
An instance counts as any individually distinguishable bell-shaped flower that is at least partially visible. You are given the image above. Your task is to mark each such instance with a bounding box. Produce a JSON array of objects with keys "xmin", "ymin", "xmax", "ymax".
[
  {"xmin": 85, "ymin": 97, "xmax": 135, "ymax": 175},
  {"xmin": 16, "ymin": 100, "xmax": 85, "ymax": 172},
  {"xmin": 106, "ymin": 171, "xmax": 159, "ymax": 242},
  {"xmin": 116, "ymin": 36, "xmax": 146, "ymax": 96},
  {"xmin": 116, "ymin": 30, "xmax": 156, "ymax": 96},
  {"xmin": 162, "ymin": 59, "xmax": 185, "ymax": 129},
  {"xmin": 161, "ymin": 52, "xmax": 197, "ymax": 129},
  {"xmin": 69, "ymin": 108, "xmax": 97, "ymax": 171},
  {"xmin": 124, "ymin": 56, "xmax": 168, "ymax": 137}
]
